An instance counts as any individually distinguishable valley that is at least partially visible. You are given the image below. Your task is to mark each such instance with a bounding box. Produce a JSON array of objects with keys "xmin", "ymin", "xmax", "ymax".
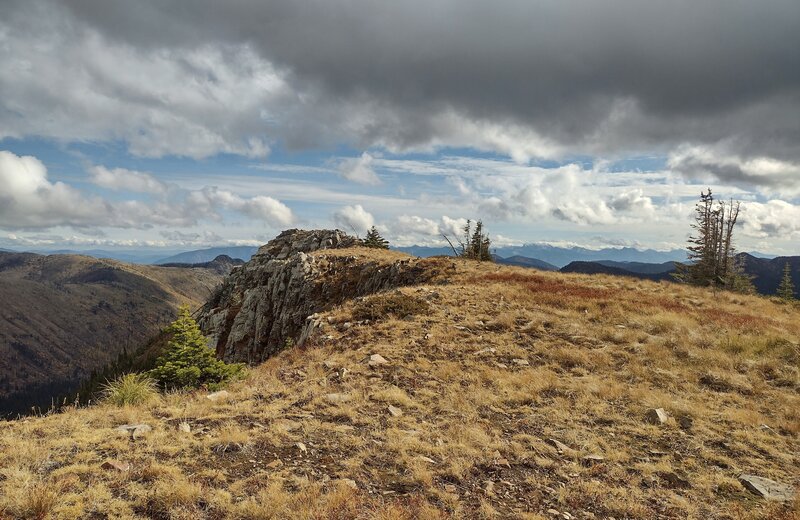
[{"xmin": 0, "ymin": 252, "xmax": 227, "ymax": 416}]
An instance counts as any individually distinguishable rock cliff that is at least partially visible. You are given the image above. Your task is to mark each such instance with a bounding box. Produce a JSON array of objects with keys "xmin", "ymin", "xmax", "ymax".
[{"xmin": 197, "ymin": 229, "xmax": 445, "ymax": 363}]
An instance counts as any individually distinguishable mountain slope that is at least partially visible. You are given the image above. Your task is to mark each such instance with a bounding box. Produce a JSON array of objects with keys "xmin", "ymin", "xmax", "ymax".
[
  {"xmin": 495, "ymin": 255, "xmax": 559, "ymax": 271},
  {"xmin": 158, "ymin": 254, "xmax": 245, "ymax": 275},
  {"xmin": 0, "ymin": 252, "xmax": 225, "ymax": 415},
  {"xmin": 558, "ymin": 254, "xmax": 800, "ymax": 297},
  {"xmin": 738, "ymin": 253, "xmax": 800, "ymax": 298},
  {"xmin": 155, "ymin": 246, "xmax": 259, "ymax": 265},
  {"xmin": 561, "ymin": 261, "xmax": 674, "ymax": 281},
  {"xmin": 0, "ymin": 235, "xmax": 796, "ymax": 519},
  {"xmin": 595, "ymin": 260, "xmax": 677, "ymax": 274}
]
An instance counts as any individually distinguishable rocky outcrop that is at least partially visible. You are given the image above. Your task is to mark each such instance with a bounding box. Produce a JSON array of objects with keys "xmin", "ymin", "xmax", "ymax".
[{"xmin": 197, "ymin": 229, "xmax": 443, "ymax": 364}]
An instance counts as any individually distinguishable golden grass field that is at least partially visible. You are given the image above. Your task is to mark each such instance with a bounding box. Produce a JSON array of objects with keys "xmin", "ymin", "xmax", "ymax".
[{"xmin": 1, "ymin": 248, "xmax": 798, "ymax": 519}]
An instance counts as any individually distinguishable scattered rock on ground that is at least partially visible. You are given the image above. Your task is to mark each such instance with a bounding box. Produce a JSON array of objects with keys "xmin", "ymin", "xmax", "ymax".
[
  {"xmin": 115, "ymin": 424, "xmax": 152, "ymax": 440},
  {"xmin": 387, "ymin": 405, "xmax": 404, "ymax": 417},
  {"xmin": 660, "ymin": 471, "xmax": 691, "ymax": 489},
  {"xmin": 739, "ymin": 474, "xmax": 796, "ymax": 502},
  {"xmin": 324, "ymin": 393, "xmax": 351, "ymax": 404},
  {"xmin": 337, "ymin": 478, "xmax": 358, "ymax": 490},
  {"xmin": 547, "ymin": 438, "xmax": 572, "ymax": 453},
  {"xmin": 100, "ymin": 459, "xmax": 130, "ymax": 472},
  {"xmin": 644, "ymin": 408, "xmax": 669, "ymax": 425},
  {"xmin": 368, "ymin": 354, "xmax": 388, "ymax": 367},
  {"xmin": 206, "ymin": 390, "xmax": 230, "ymax": 402}
]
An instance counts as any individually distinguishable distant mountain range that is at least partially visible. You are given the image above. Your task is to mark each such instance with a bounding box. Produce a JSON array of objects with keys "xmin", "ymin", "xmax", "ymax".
[
  {"xmin": 0, "ymin": 246, "xmax": 259, "ymax": 265},
  {"xmin": 159, "ymin": 254, "xmax": 245, "ymax": 275},
  {"xmin": 29, "ymin": 249, "xmax": 183, "ymax": 264},
  {"xmin": 1, "ymin": 242, "xmax": 782, "ymax": 271},
  {"xmin": 559, "ymin": 253, "xmax": 798, "ymax": 298},
  {"xmin": 397, "ymin": 244, "xmax": 688, "ymax": 267},
  {"xmin": 154, "ymin": 246, "xmax": 259, "ymax": 265}
]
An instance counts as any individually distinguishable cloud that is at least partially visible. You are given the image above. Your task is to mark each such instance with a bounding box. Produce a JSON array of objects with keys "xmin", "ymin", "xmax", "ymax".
[
  {"xmin": 439, "ymin": 216, "xmax": 468, "ymax": 238},
  {"xmin": 387, "ymin": 215, "xmax": 469, "ymax": 245},
  {"xmin": 0, "ymin": 150, "xmax": 111, "ymax": 229},
  {"xmin": 740, "ymin": 200, "xmax": 800, "ymax": 239},
  {"xmin": 89, "ymin": 166, "xmax": 169, "ymax": 195},
  {"xmin": 0, "ymin": 0, "xmax": 796, "ymax": 174},
  {"xmin": 393, "ymin": 215, "xmax": 440, "ymax": 236},
  {"xmin": 0, "ymin": 4, "xmax": 280, "ymax": 159},
  {"xmin": 332, "ymin": 204, "xmax": 374, "ymax": 234},
  {"xmin": 186, "ymin": 187, "xmax": 294, "ymax": 227},
  {"xmin": 668, "ymin": 144, "xmax": 800, "ymax": 197},
  {"xmin": 473, "ymin": 164, "xmax": 652, "ymax": 225},
  {"xmin": 0, "ymin": 151, "xmax": 294, "ymax": 230},
  {"xmin": 609, "ymin": 189, "xmax": 656, "ymax": 215},
  {"xmin": 337, "ymin": 152, "xmax": 381, "ymax": 185}
]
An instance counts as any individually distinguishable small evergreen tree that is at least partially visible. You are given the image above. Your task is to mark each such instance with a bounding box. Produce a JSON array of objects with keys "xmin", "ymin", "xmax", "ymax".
[
  {"xmin": 149, "ymin": 306, "xmax": 244, "ymax": 390},
  {"xmin": 362, "ymin": 226, "xmax": 389, "ymax": 249},
  {"xmin": 777, "ymin": 262, "xmax": 796, "ymax": 301},
  {"xmin": 443, "ymin": 219, "xmax": 494, "ymax": 261}
]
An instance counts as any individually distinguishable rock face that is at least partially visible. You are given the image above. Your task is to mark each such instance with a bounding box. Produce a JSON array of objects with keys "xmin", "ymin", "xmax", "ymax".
[{"xmin": 197, "ymin": 229, "xmax": 438, "ymax": 364}]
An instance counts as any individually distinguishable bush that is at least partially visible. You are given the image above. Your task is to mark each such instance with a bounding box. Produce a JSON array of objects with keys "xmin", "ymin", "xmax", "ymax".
[
  {"xmin": 102, "ymin": 373, "xmax": 158, "ymax": 407},
  {"xmin": 352, "ymin": 292, "xmax": 430, "ymax": 321},
  {"xmin": 149, "ymin": 306, "xmax": 245, "ymax": 390}
]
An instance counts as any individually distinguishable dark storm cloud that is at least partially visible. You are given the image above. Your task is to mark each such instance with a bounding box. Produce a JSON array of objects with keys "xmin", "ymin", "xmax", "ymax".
[
  {"xmin": 3, "ymin": 0, "xmax": 800, "ymax": 167},
  {"xmin": 57, "ymin": 0, "xmax": 800, "ymax": 159}
]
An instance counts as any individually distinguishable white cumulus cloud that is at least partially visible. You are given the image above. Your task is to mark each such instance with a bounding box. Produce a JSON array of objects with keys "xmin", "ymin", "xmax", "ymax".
[
  {"xmin": 89, "ymin": 166, "xmax": 169, "ymax": 195},
  {"xmin": 333, "ymin": 204, "xmax": 374, "ymax": 234},
  {"xmin": 0, "ymin": 151, "xmax": 109, "ymax": 229},
  {"xmin": 337, "ymin": 152, "xmax": 381, "ymax": 185},
  {"xmin": 740, "ymin": 200, "xmax": 800, "ymax": 239}
]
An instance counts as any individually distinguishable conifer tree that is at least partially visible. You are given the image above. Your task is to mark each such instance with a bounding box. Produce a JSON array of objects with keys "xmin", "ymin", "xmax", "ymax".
[
  {"xmin": 451, "ymin": 219, "xmax": 493, "ymax": 261},
  {"xmin": 673, "ymin": 189, "xmax": 753, "ymax": 292},
  {"xmin": 149, "ymin": 306, "xmax": 244, "ymax": 389},
  {"xmin": 777, "ymin": 262, "xmax": 796, "ymax": 301},
  {"xmin": 362, "ymin": 226, "xmax": 389, "ymax": 249}
]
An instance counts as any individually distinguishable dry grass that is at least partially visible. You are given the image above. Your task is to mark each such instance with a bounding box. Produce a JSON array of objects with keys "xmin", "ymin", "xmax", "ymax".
[{"xmin": 0, "ymin": 250, "xmax": 798, "ymax": 519}]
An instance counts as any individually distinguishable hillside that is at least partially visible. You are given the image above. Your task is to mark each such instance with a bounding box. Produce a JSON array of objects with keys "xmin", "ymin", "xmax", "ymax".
[
  {"xmin": 561, "ymin": 261, "xmax": 673, "ymax": 282},
  {"xmin": 0, "ymin": 252, "xmax": 226, "ymax": 415},
  {"xmin": 738, "ymin": 254, "xmax": 800, "ymax": 298},
  {"xmin": 496, "ymin": 255, "xmax": 559, "ymax": 271},
  {"xmin": 0, "ymin": 233, "xmax": 797, "ymax": 519},
  {"xmin": 559, "ymin": 254, "xmax": 799, "ymax": 298}
]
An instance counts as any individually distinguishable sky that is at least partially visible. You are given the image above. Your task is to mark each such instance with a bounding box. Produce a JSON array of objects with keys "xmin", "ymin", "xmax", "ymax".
[{"xmin": 1, "ymin": 0, "xmax": 799, "ymax": 255}]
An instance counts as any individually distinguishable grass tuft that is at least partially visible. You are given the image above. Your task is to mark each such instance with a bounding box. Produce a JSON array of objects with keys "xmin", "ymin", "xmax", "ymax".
[{"xmin": 101, "ymin": 373, "xmax": 158, "ymax": 407}]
